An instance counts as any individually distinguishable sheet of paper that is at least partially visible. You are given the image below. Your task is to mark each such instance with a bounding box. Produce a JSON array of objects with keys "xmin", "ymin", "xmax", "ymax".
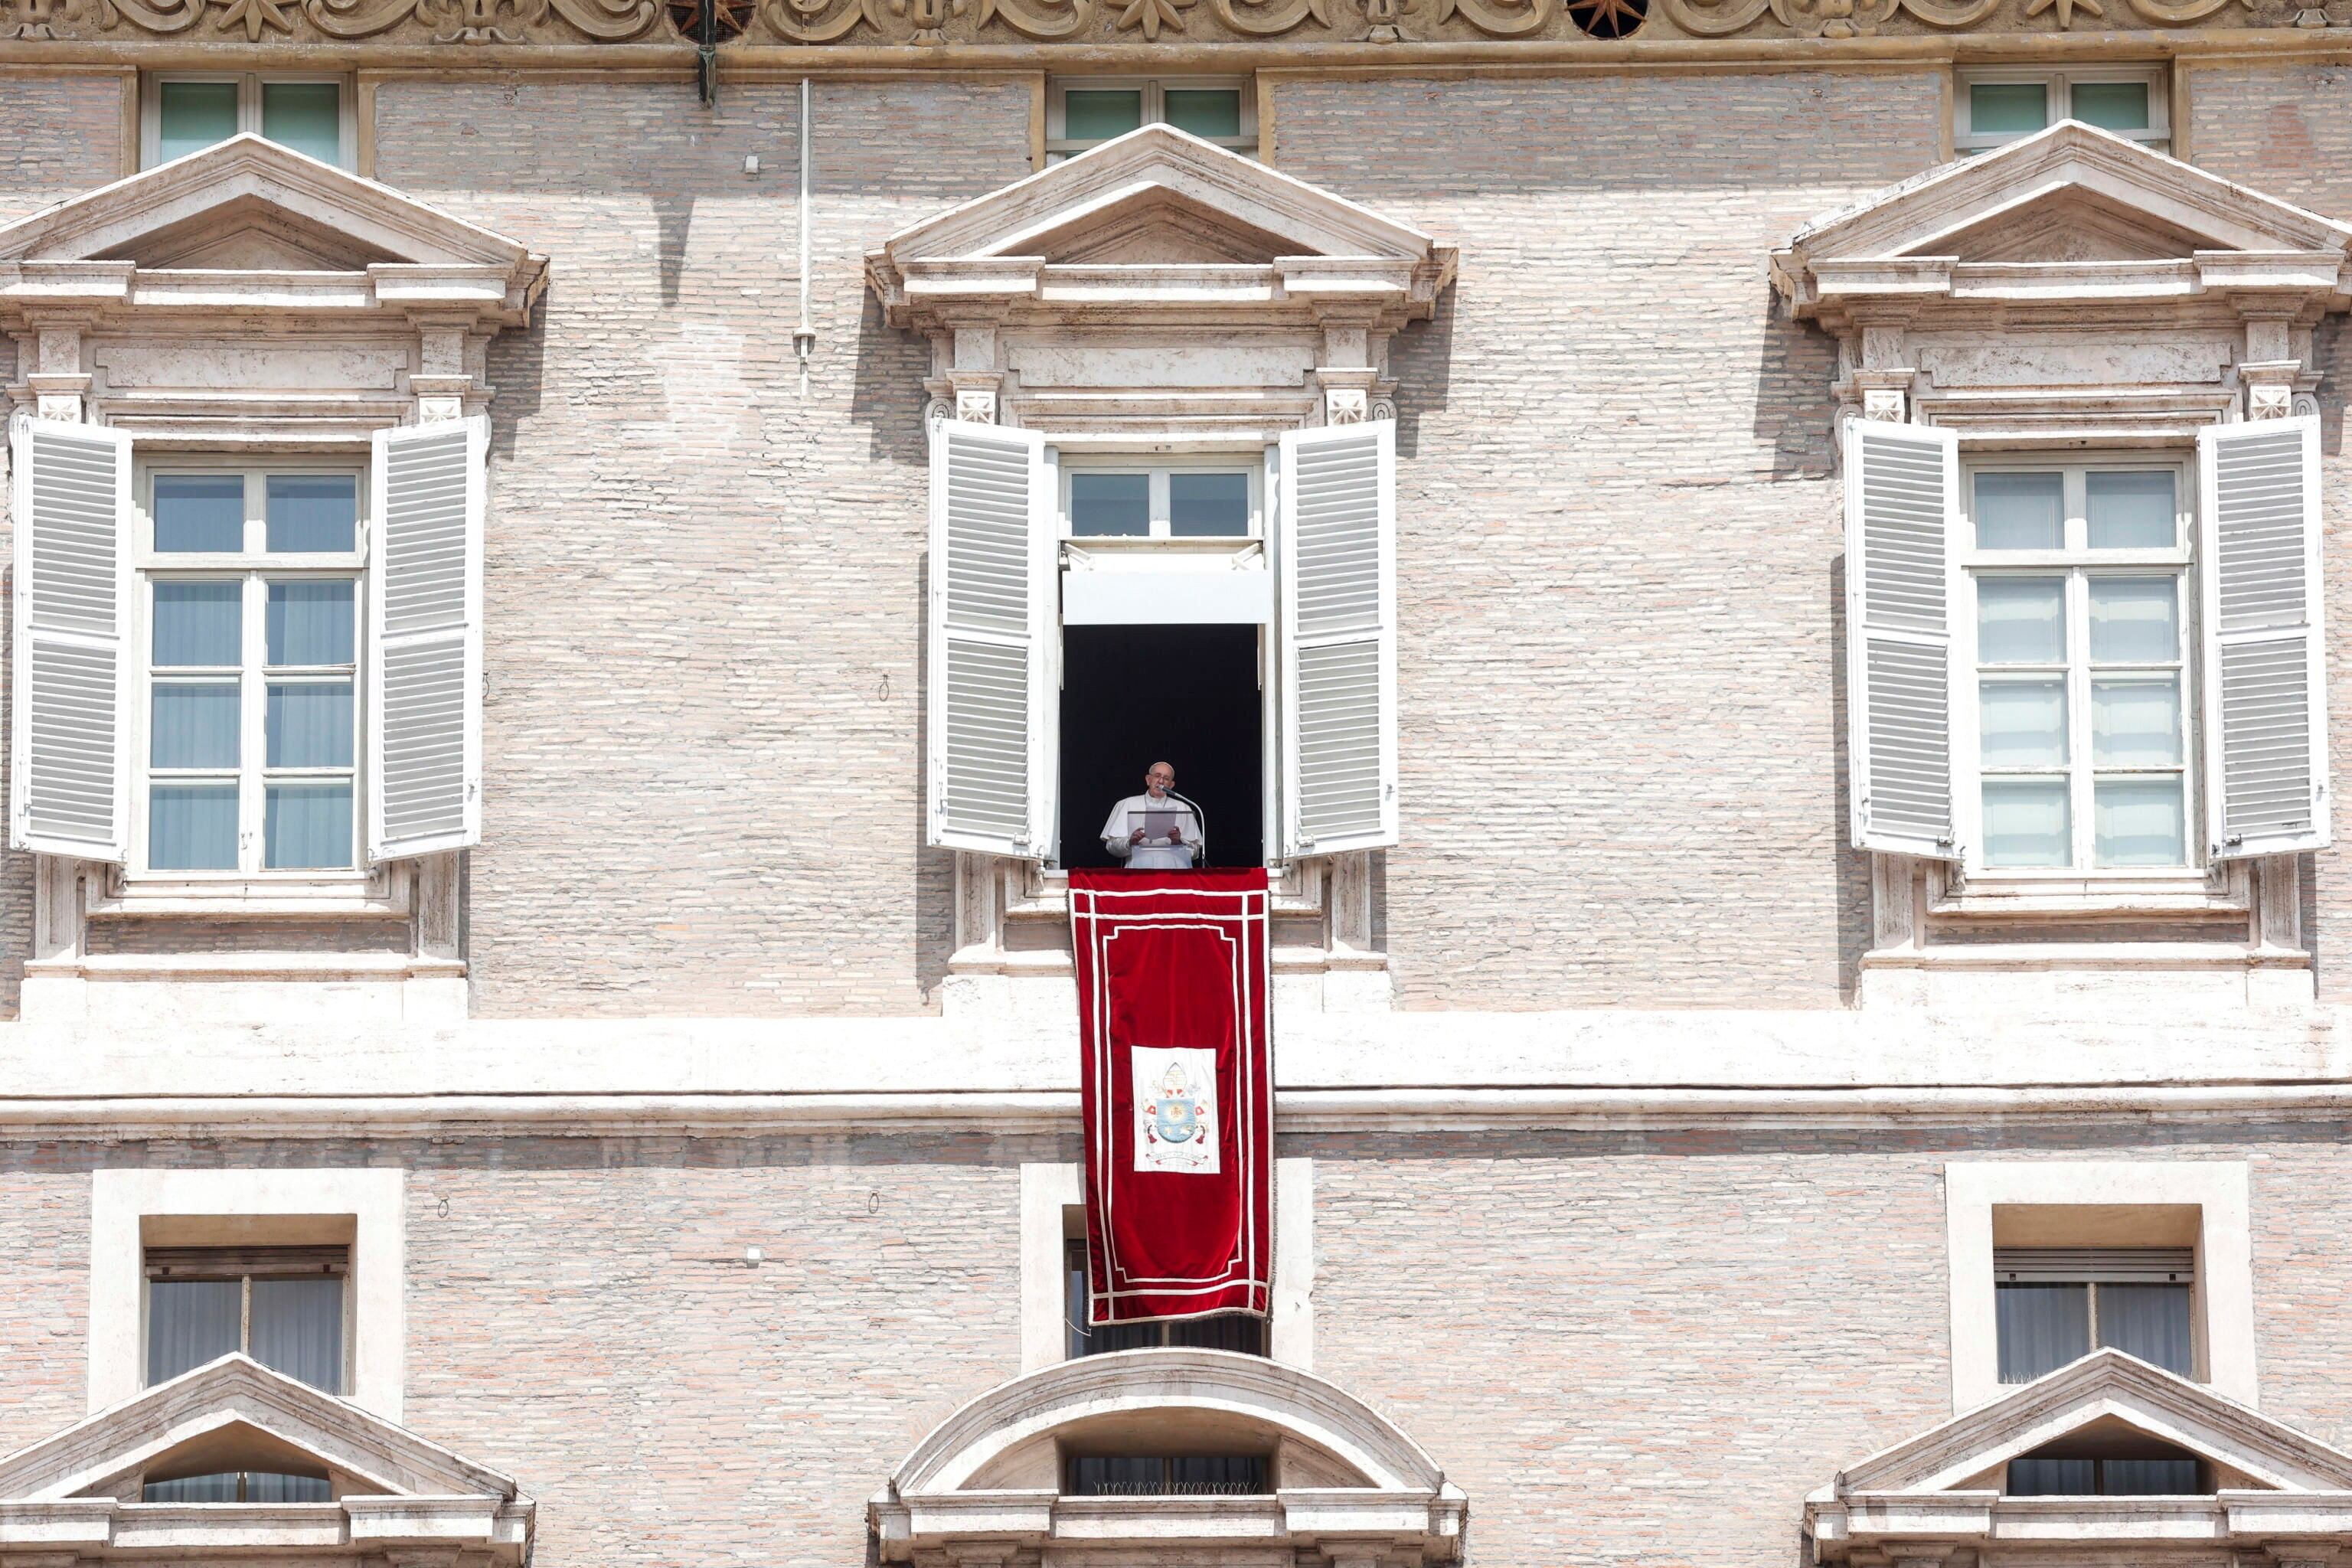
[{"xmin": 1132, "ymin": 808, "xmax": 1183, "ymax": 843}]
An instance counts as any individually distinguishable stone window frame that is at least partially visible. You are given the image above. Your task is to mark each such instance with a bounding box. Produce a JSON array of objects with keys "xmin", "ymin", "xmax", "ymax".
[
  {"xmin": 1944, "ymin": 1159, "xmax": 2254, "ymax": 1415},
  {"xmin": 139, "ymin": 70, "xmax": 359, "ymax": 172},
  {"xmin": 1019, "ymin": 1158, "xmax": 1313, "ymax": 1375},
  {"xmin": 88, "ymin": 1167, "xmax": 406, "ymax": 1421}
]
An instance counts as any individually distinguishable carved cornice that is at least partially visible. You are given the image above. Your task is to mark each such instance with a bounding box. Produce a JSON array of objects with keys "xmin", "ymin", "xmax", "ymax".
[{"xmin": 0, "ymin": 0, "xmax": 2334, "ymax": 47}]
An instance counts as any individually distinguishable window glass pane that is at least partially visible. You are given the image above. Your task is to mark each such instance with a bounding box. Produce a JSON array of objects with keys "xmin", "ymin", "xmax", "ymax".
[
  {"xmin": 1970, "ymin": 82, "xmax": 2051, "ymax": 137},
  {"xmin": 1980, "ymin": 678, "xmax": 2067, "ymax": 767},
  {"xmin": 1168, "ymin": 472, "xmax": 1251, "ymax": 537},
  {"xmin": 2091, "ymin": 678, "xmax": 2180, "ymax": 769},
  {"xmin": 1997, "ymin": 1281, "xmax": 2090, "ymax": 1380},
  {"xmin": 265, "ymin": 782, "xmax": 354, "ymax": 871},
  {"xmin": 2102, "ymin": 1458, "xmax": 2199, "ymax": 1494},
  {"xmin": 152, "ymin": 683, "xmax": 240, "ymax": 769},
  {"xmin": 1063, "ymin": 89, "xmax": 1143, "ymax": 143},
  {"xmin": 2086, "ymin": 470, "xmax": 2175, "ymax": 548},
  {"xmin": 250, "ymin": 1276, "xmax": 345, "ymax": 1392},
  {"xmin": 267, "ymin": 580, "xmax": 357, "ymax": 666},
  {"xmin": 2008, "ymin": 1457, "xmax": 2096, "ymax": 1495},
  {"xmin": 144, "ymin": 1472, "xmax": 245, "ymax": 1502},
  {"xmin": 149, "ymin": 784, "xmax": 240, "ymax": 871},
  {"xmin": 2095, "ymin": 777, "xmax": 2187, "ymax": 867},
  {"xmin": 157, "ymin": 80, "xmax": 240, "ymax": 163},
  {"xmin": 1165, "ymin": 1312, "xmax": 1268, "ymax": 1354},
  {"xmin": 260, "ymin": 81, "xmax": 341, "ymax": 165},
  {"xmin": 153, "ymin": 474, "xmax": 246, "ymax": 554},
  {"xmin": 266, "ymin": 475, "xmax": 358, "ymax": 553},
  {"xmin": 2071, "ymin": 80, "xmax": 2152, "ymax": 132},
  {"xmin": 1982, "ymin": 779, "xmax": 2072, "ymax": 868},
  {"xmin": 1166, "ymin": 1455, "xmax": 1269, "ymax": 1494},
  {"xmin": 1069, "ymin": 472, "xmax": 1150, "ymax": 537},
  {"xmin": 1976, "ymin": 577, "xmax": 2066, "ymax": 664},
  {"xmin": 146, "ymin": 1277, "xmax": 242, "ymax": 1384},
  {"xmin": 247, "ymin": 1472, "xmax": 332, "ymax": 1503},
  {"xmin": 1973, "ymin": 471, "xmax": 2064, "ymax": 549},
  {"xmin": 1068, "ymin": 1457, "xmax": 1165, "ymax": 1496},
  {"xmin": 267, "ymin": 682, "xmax": 354, "ymax": 768},
  {"xmin": 2088, "ymin": 577, "xmax": 2178, "ymax": 664},
  {"xmin": 1163, "ymin": 88, "xmax": 1243, "ymax": 139},
  {"xmin": 2096, "ymin": 1282, "xmax": 2194, "ymax": 1374},
  {"xmin": 152, "ymin": 582, "xmax": 243, "ymax": 667}
]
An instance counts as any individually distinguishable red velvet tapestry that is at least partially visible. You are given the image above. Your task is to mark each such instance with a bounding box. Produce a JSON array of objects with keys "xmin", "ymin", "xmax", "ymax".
[{"xmin": 1073, "ymin": 867, "xmax": 1273, "ymax": 1325}]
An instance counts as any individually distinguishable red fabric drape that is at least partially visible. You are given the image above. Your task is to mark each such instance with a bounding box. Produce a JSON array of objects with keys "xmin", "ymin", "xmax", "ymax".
[{"xmin": 1073, "ymin": 868, "xmax": 1272, "ymax": 1325}]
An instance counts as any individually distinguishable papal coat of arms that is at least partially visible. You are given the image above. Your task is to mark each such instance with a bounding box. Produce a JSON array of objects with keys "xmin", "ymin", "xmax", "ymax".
[{"xmin": 1130, "ymin": 1046, "xmax": 1220, "ymax": 1174}]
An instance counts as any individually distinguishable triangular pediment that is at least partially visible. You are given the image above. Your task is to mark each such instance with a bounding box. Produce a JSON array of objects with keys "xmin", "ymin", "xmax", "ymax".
[
  {"xmin": 0, "ymin": 1354, "xmax": 519, "ymax": 1505},
  {"xmin": 1772, "ymin": 121, "xmax": 2352, "ymax": 319},
  {"xmin": 0, "ymin": 133, "xmax": 541, "ymax": 276},
  {"xmin": 874, "ymin": 122, "xmax": 1444, "ymax": 271},
  {"xmin": 1815, "ymin": 1351, "xmax": 2352, "ymax": 1501}
]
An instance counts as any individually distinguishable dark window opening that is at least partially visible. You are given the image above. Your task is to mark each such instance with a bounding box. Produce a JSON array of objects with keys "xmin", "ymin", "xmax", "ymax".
[
  {"xmin": 145, "ymin": 1246, "xmax": 348, "ymax": 1394},
  {"xmin": 1065, "ymin": 1238, "xmax": 1267, "ymax": 1358},
  {"xmin": 1065, "ymin": 1454, "xmax": 1269, "ymax": 1497},
  {"xmin": 2007, "ymin": 1436, "xmax": 2205, "ymax": 1496},
  {"xmin": 1995, "ymin": 1248, "xmax": 2192, "ymax": 1383},
  {"xmin": 1057, "ymin": 624, "xmax": 1263, "ymax": 870},
  {"xmin": 142, "ymin": 1470, "xmax": 332, "ymax": 1503}
]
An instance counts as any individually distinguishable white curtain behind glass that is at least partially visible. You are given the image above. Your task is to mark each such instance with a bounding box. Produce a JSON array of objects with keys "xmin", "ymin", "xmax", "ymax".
[
  {"xmin": 2096, "ymin": 1283, "xmax": 2193, "ymax": 1375},
  {"xmin": 147, "ymin": 1279, "xmax": 241, "ymax": 1384},
  {"xmin": 250, "ymin": 1276, "xmax": 345, "ymax": 1393},
  {"xmin": 1996, "ymin": 1282, "xmax": 2089, "ymax": 1382}
]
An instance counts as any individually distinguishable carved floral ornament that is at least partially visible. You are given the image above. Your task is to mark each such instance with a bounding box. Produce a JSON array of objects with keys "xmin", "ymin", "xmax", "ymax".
[{"xmin": 0, "ymin": 0, "xmax": 2322, "ymax": 51}]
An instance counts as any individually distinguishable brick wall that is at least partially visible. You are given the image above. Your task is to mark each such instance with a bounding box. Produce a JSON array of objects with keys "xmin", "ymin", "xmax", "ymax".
[
  {"xmin": 372, "ymin": 76, "xmax": 1034, "ymax": 1016},
  {"xmin": 4, "ymin": 1125, "xmax": 2350, "ymax": 1566},
  {"xmin": 2187, "ymin": 64, "xmax": 2352, "ymax": 1001},
  {"xmin": 1269, "ymin": 72, "xmax": 1941, "ymax": 1007}
]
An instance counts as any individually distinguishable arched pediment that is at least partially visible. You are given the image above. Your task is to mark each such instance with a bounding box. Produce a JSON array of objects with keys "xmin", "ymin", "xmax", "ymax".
[
  {"xmin": 0, "ymin": 1356, "xmax": 532, "ymax": 1564},
  {"xmin": 871, "ymin": 1349, "xmax": 1465, "ymax": 1566},
  {"xmin": 1808, "ymin": 1352, "xmax": 2352, "ymax": 1566}
]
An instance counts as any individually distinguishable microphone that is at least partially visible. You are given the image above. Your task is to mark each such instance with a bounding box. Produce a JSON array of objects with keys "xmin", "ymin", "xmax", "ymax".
[{"xmin": 1166, "ymin": 789, "xmax": 1208, "ymax": 866}]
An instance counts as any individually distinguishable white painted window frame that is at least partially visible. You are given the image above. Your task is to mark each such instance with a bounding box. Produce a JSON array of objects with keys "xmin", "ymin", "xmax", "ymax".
[
  {"xmin": 89, "ymin": 1167, "xmax": 406, "ymax": 1420},
  {"xmin": 1045, "ymin": 75, "xmax": 1256, "ymax": 162},
  {"xmin": 1019, "ymin": 1159, "xmax": 1312, "ymax": 1375},
  {"xmin": 129, "ymin": 457, "xmax": 370, "ymax": 889},
  {"xmin": 1952, "ymin": 65, "xmax": 2171, "ymax": 155},
  {"xmin": 1954, "ymin": 452, "xmax": 2202, "ymax": 887},
  {"xmin": 1058, "ymin": 454, "xmax": 1265, "ymax": 543},
  {"xmin": 140, "ymin": 71, "xmax": 358, "ymax": 171},
  {"xmin": 1944, "ymin": 1160, "xmax": 2254, "ymax": 1414}
]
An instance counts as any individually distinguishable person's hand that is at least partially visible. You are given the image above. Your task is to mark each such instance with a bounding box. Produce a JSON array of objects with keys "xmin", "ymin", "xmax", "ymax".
[
  {"xmin": 1165, "ymin": 823, "xmax": 1184, "ymax": 845},
  {"xmin": 1129, "ymin": 827, "xmax": 1148, "ymax": 845}
]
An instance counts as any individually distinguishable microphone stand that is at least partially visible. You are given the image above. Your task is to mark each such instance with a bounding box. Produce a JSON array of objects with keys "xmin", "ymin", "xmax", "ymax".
[{"xmin": 1165, "ymin": 789, "xmax": 1209, "ymax": 867}]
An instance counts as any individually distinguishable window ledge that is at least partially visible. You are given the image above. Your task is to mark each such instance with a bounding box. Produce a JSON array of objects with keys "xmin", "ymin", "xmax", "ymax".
[
  {"xmin": 1863, "ymin": 941, "xmax": 2305, "ymax": 973},
  {"xmin": 1929, "ymin": 864, "xmax": 2248, "ymax": 922},
  {"xmin": 90, "ymin": 865, "xmax": 410, "ymax": 920},
  {"xmin": 27, "ymin": 951, "xmax": 462, "ymax": 982},
  {"xmin": 951, "ymin": 944, "xmax": 1381, "ymax": 979},
  {"xmin": 1010, "ymin": 862, "xmax": 1325, "ymax": 921}
]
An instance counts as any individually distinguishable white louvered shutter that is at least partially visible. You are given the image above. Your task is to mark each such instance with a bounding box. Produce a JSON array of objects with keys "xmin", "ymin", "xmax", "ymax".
[
  {"xmin": 1844, "ymin": 420, "xmax": 1960, "ymax": 859},
  {"xmin": 1277, "ymin": 421, "xmax": 1397, "ymax": 859},
  {"xmin": 8, "ymin": 416, "xmax": 129, "ymax": 861},
  {"xmin": 368, "ymin": 416, "xmax": 485, "ymax": 863},
  {"xmin": 926, "ymin": 420, "xmax": 1055, "ymax": 858},
  {"xmin": 2199, "ymin": 416, "xmax": 2329, "ymax": 859}
]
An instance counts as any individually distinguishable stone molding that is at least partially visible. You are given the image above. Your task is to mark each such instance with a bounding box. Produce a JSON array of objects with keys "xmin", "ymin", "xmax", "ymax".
[
  {"xmin": 1808, "ymin": 1351, "xmax": 2352, "ymax": 1565},
  {"xmin": 0, "ymin": 1354, "xmax": 532, "ymax": 1566},
  {"xmin": 871, "ymin": 1348, "xmax": 1465, "ymax": 1564}
]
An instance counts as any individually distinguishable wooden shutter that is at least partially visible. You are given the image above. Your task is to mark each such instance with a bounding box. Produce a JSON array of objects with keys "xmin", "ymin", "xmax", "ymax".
[
  {"xmin": 1276, "ymin": 421, "xmax": 1397, "ymax": 859},
  {"xmin": 1844, "ymin": 420, "xmax": 1960, "ymax": 860},
  {"xmin": 927, "ymin": 420, "xmax": 1055, "ymax": 858},
  {"xmin": 2199, "ymin": 416, "xmax": 2329, "ymax": 860},
  {"xmin": 9, "ymin": 416, "xmax": 129, "ymax": 862},
  {"xmin": 368, "ymin": 416, "xmax": 485, "ymax": 863}
]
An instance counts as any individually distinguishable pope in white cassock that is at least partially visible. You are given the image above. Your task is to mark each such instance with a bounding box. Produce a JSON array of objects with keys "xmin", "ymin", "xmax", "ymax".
[{"xmin": 1100, "ymin": 760, "xmax": 1204, "ymax": 871}]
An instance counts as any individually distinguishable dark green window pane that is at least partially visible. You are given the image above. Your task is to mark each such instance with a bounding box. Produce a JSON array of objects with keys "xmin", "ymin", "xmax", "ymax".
[
  {"xmin": 1064, "ymin": 90, "xmax": 1142, "ymax": 143},
  {"xmin": 1164, "ymin": 88, "xmax": 1243, "ymax": 139},
  {"xmin": 2071, "ymin": 80, "xmax": 2151, "ymax": 132},
  {"xmin": 1971, "ymin": 82, "xmax": 2050, "ymax": 136},
  {"xmin": 261, "ymin": 81, "xmax": 342, "ymax": 165},
  {"xmin": 158, "ymin": 80, "xmax": 239, "ymax": 163}
]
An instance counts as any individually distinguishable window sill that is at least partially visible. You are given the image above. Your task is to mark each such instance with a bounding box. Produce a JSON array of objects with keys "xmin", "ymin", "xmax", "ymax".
[
  {"xmin": 89, "ymin": 864, "xmax": 410, "ymax": 920},
  {"xmin": 1929, "ymin": 864, "xmax": 2248, "ymax": 922},
  {"xmin": 1008, "ymin": 860, "xmax": 1324, "ymax": 921}
]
